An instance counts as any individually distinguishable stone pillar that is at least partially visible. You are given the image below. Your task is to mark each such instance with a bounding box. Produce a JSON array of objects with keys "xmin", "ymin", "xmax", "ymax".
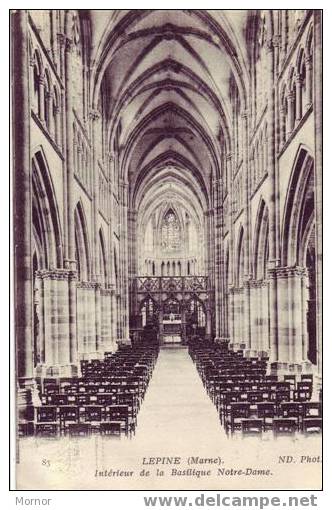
[
  {"xmin": 305, "ymin": 56, "xmax": 313, "ymax": 110},
  {"xmin": 90, "ymin": 109, "xmax": 102, "ymax": 355},
  {"xmin": 38, "ymin": 74, "xmax": 45, "ymax": 123},
  {"xmin": 159, "ymin": 308, "xmax": 164, "ymax": 344},
  {"xmin": 13, "ymin": 11, "xmax": 37, "ymax": 417},
  {"xmin": 110, "ymin": 287, "xmax": 117, "ymax": 349},
  {"xmin": 314, "ymin": 11, "xmax": 322, "ymax": 378},
  {"xmin": 205, "ymin": 305, "xmax": 212, "ymax": 341},
  {"xmin": 228, "ymin": 287, "xmax": 235, "ymax": 346},
  {"xmin": 47, "ymin": 90, "xmax": 55, "ymax": 137},
  {"xmin": 261, "ymin": 281, "xmax": 270, "ymax": 354},
  {"xmin": 120, "ymin": 181, "xmax": 130, "ymax": 340},
  {"xmin": 213, "ymin": 178, "xmax": 223, "ymax": 339},
  {"xmin": 242, "ymin": 110, "xmax": 251, "ymax": 348},
  {"xmin": 54, "ymin": 105, "xmax": 61, "ymax": 148},
  {"xmin": 269, "ymin": 266, "xmax": 309, "ymax": 373},
  {"xmin": 249, "ymin": 280, "xmax": 259, "ymax": 352},
  {"xmin": 266, "ymin": 36, "xmax": 279, "ymax": 363},
  {"xmin": 295, "ymin": 74, "xmax": 303, "ymax": 123},
  {"xmin": 181, "ymin": 306, "xmax": 186, "ymax": 344},
  {"xmin": 268, "ymin": 271, "xmax": 278, "ymax": 362},
  {"xmin": 286, "ymin": 91, "xmax": 295, "ymax": 136},
  {"xmin": 279, "ymin": 105, "xmax": 286, "ymax": 150},
  {"xmin": 64, "ymin": 29, "xmax": 78, "ymax": 366}
]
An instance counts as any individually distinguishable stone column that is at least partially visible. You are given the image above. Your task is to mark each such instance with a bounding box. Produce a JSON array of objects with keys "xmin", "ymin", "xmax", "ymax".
[
  {"xmin": 286, "ymin": 91, "xmax": 295, "ymax": 136},
  {"xmin": 90, "ymin": 109, "xmax": 102, "ymax": 355},
  {"xmin": 213, "ymin": 178, "xmax": 222, "ymax": 339},
  {"xmin": 110, "ymin": 287, "xmax": 117, "ymax": 349},
  {"xmin": 38, "ymin": 74, "xmax": 45, "ymax": 123},
  {"xmin": 228, "ymin": 287, "xmax": 235, "ymax": 347},
  {"xmin": 181, "ymin": 305, "xmax": 187, "ymax": 344},
  {"xmin": 13, "ymin": 11, "xmax": 35, "ymax": 400},
  {"xmin": 242, "ymin": 111, "xmax": 251, "ymax": 348},
  {"xmin": 249, "ymin": 280, "xmax": 259, "ymax": 352},
  {"xmin": 295, "ymin": 74, "xmax": 303, "ymax": 123},
  {"xmin": 47, "ymin": 90, "xmax": 55, "ymax": 137},
  {"xmin": 205, "ymin": 305, "xmax": 212, "ymax": 341},
  {"xmin": 269, "ymin": 266, "xmax": 309, "ymax": 373},
  {"xmin": 313, "ymin": 11, "xmax": 322, "ymax": 378},
  {"xmin": 54, "ymin": 105, "xmax": 61, "ymax": 148},
  {"xmin": 64, "ymin": 33, "xmax": 78, "ymax": 366},
  {"xmin": 119, "ymin": 180, "xmax": 130, "ymax": 340},
  {"xmin": 279, "ymin": 105, "xmax": 286, "ymax": 150},
  {"xmin": 33, "ymin": 269, "xmax": 74, "ymax": 376},
  {"xmin": 261, "ymin": 281, "xmax": 270, "ymax": 354},
  {"xmin": 266, "ymin": 36, "xmax": 279, "ymax": 363},
  {"xmin": 305, "ymin": 56, "xmax": 313, "ymax": 110}
]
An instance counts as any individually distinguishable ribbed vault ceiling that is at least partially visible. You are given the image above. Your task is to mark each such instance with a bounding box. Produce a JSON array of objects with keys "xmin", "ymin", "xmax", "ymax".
[{"xmin": 88, "ymin": 9, "xmax": 251, "ymax": 217}]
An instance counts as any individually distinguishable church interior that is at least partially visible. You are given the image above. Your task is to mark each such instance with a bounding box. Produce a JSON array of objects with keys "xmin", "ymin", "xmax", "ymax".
[{"xmin": 12, "ymin": 10, "xmax": 322, "ymax": 443}]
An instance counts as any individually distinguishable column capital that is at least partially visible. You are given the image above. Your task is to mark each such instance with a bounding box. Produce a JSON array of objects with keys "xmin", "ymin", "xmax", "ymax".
[
  {"xmin": 36, "ymin": 268, "xmax": 77, "ymax": 281},
  {"xmin": 268, "ymin": 265, "xmax": 307, "ymax": 279},
  {"xmin": 248, "ymin": 278, "xmax": 269, "ymax": 289}
]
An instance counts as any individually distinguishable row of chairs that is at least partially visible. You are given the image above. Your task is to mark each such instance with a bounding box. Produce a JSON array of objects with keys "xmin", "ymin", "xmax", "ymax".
[
  {"xmin": 188, "ymin": 339, "xmax": 322, "ymax": 437},
  {"xmin": 33, "ymin": 342, "xmax": 159, "ymax": 437}
]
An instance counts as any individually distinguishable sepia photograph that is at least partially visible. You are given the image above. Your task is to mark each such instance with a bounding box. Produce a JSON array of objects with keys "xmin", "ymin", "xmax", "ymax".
[{"xmin": 11, "ymin": 9, "xmax": 322, "ymax": 491}]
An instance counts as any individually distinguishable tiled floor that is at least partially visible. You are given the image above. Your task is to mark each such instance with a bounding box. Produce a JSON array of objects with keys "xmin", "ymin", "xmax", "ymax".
[{"xmin": 16, "ymin": 347, "xmax": 322, "ymax": 490}]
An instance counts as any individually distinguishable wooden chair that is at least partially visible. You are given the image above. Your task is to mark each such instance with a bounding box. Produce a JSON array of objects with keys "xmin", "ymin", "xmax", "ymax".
[
  {"xmin": 257, "ymin": 402, "xmax": 276, "ymax": 430},
  {"xmin": 37, "ymin": 405, "xmax": 57, "ymax": 423},
  {"xmin": 304, "ymin": 402, "xmax": 322, "ymax": 419},
  {"xmin": 47, "ymin": 394, "xmax": 68, "ymax": 406},
  {"xmin": 273, "ymin": 418, "xmax": 297, "ymax": 436},
  {"xmin": 228, "ymin": 403, "xmax": 250, "ymax": 433},
  {"xmin": 36, "ymin": 406, "xmax": 58, "ymax": 437},
  {"xmin": 106, "ymin": 405, "xmax": 129, "ymax": 436},
  {"xmin": 301, "ymin": 374, "xmax": 313, "ymax": 383},
  {"xmin": 35, "ymin": 423, "xmax": 58, "ymax": 437},
  {"xmin": 283, "ymin": 375, "xmax": 297, "ymax": 390},
  {"xmin": 67, "ymin": 423, "xmax": 91, "ymax": 436},
  {"xmin": 279, "ymin": 402, "xmax": 303, "ymax": 428},
  {"xmin": 302, "ymin": 418, "xmax": 322, "ymax": 435},
  {"xmin": 242, "ymin": 419, "xmax": 263, "ymax": 436},
  {"xmin": 59, "ymin": 406, "xmax": 79, "ymax": 433},
  {"xmin": 84, "ymin": 405, "xmax": 102, "ymax": 431}
]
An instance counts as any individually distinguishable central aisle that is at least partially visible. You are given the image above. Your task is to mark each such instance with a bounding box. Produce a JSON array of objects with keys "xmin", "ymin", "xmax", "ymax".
[{"xmin": 134, "ymin": 346, "xmax": 226, "ymax": 448}]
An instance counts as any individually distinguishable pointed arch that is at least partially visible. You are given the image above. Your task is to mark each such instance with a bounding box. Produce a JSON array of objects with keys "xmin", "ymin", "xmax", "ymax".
[
  {"xmin": 31, "ymin": 149, "xmax": 63, "ymax": 270},
  {"xmin": 74, "ymin": 201, "xmax": 91, "ymax": 281},
  {"xmin": 281, "ymin": 146, "xmax": 315, "ymax": 266},
  {"xmin": 281, "ymin": 145, "xmax": 316, "ymax": 364}
]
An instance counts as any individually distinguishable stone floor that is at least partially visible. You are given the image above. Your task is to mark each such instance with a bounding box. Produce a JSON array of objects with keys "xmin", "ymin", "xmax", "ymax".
[{"xmin": 16, "ymin": 347, "xmax": 322, "ymax": 490}]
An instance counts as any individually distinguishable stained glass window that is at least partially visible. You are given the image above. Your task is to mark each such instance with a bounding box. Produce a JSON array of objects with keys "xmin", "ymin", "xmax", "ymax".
[{"xmin": 161, "ymin": 209, "xmax": 180, "ymax": 251}]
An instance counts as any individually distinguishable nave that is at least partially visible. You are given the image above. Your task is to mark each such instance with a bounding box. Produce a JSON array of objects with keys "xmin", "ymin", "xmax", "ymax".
[{"xmin": 12, "ymin": 11, "xmax": 322, "ymax": 490}]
